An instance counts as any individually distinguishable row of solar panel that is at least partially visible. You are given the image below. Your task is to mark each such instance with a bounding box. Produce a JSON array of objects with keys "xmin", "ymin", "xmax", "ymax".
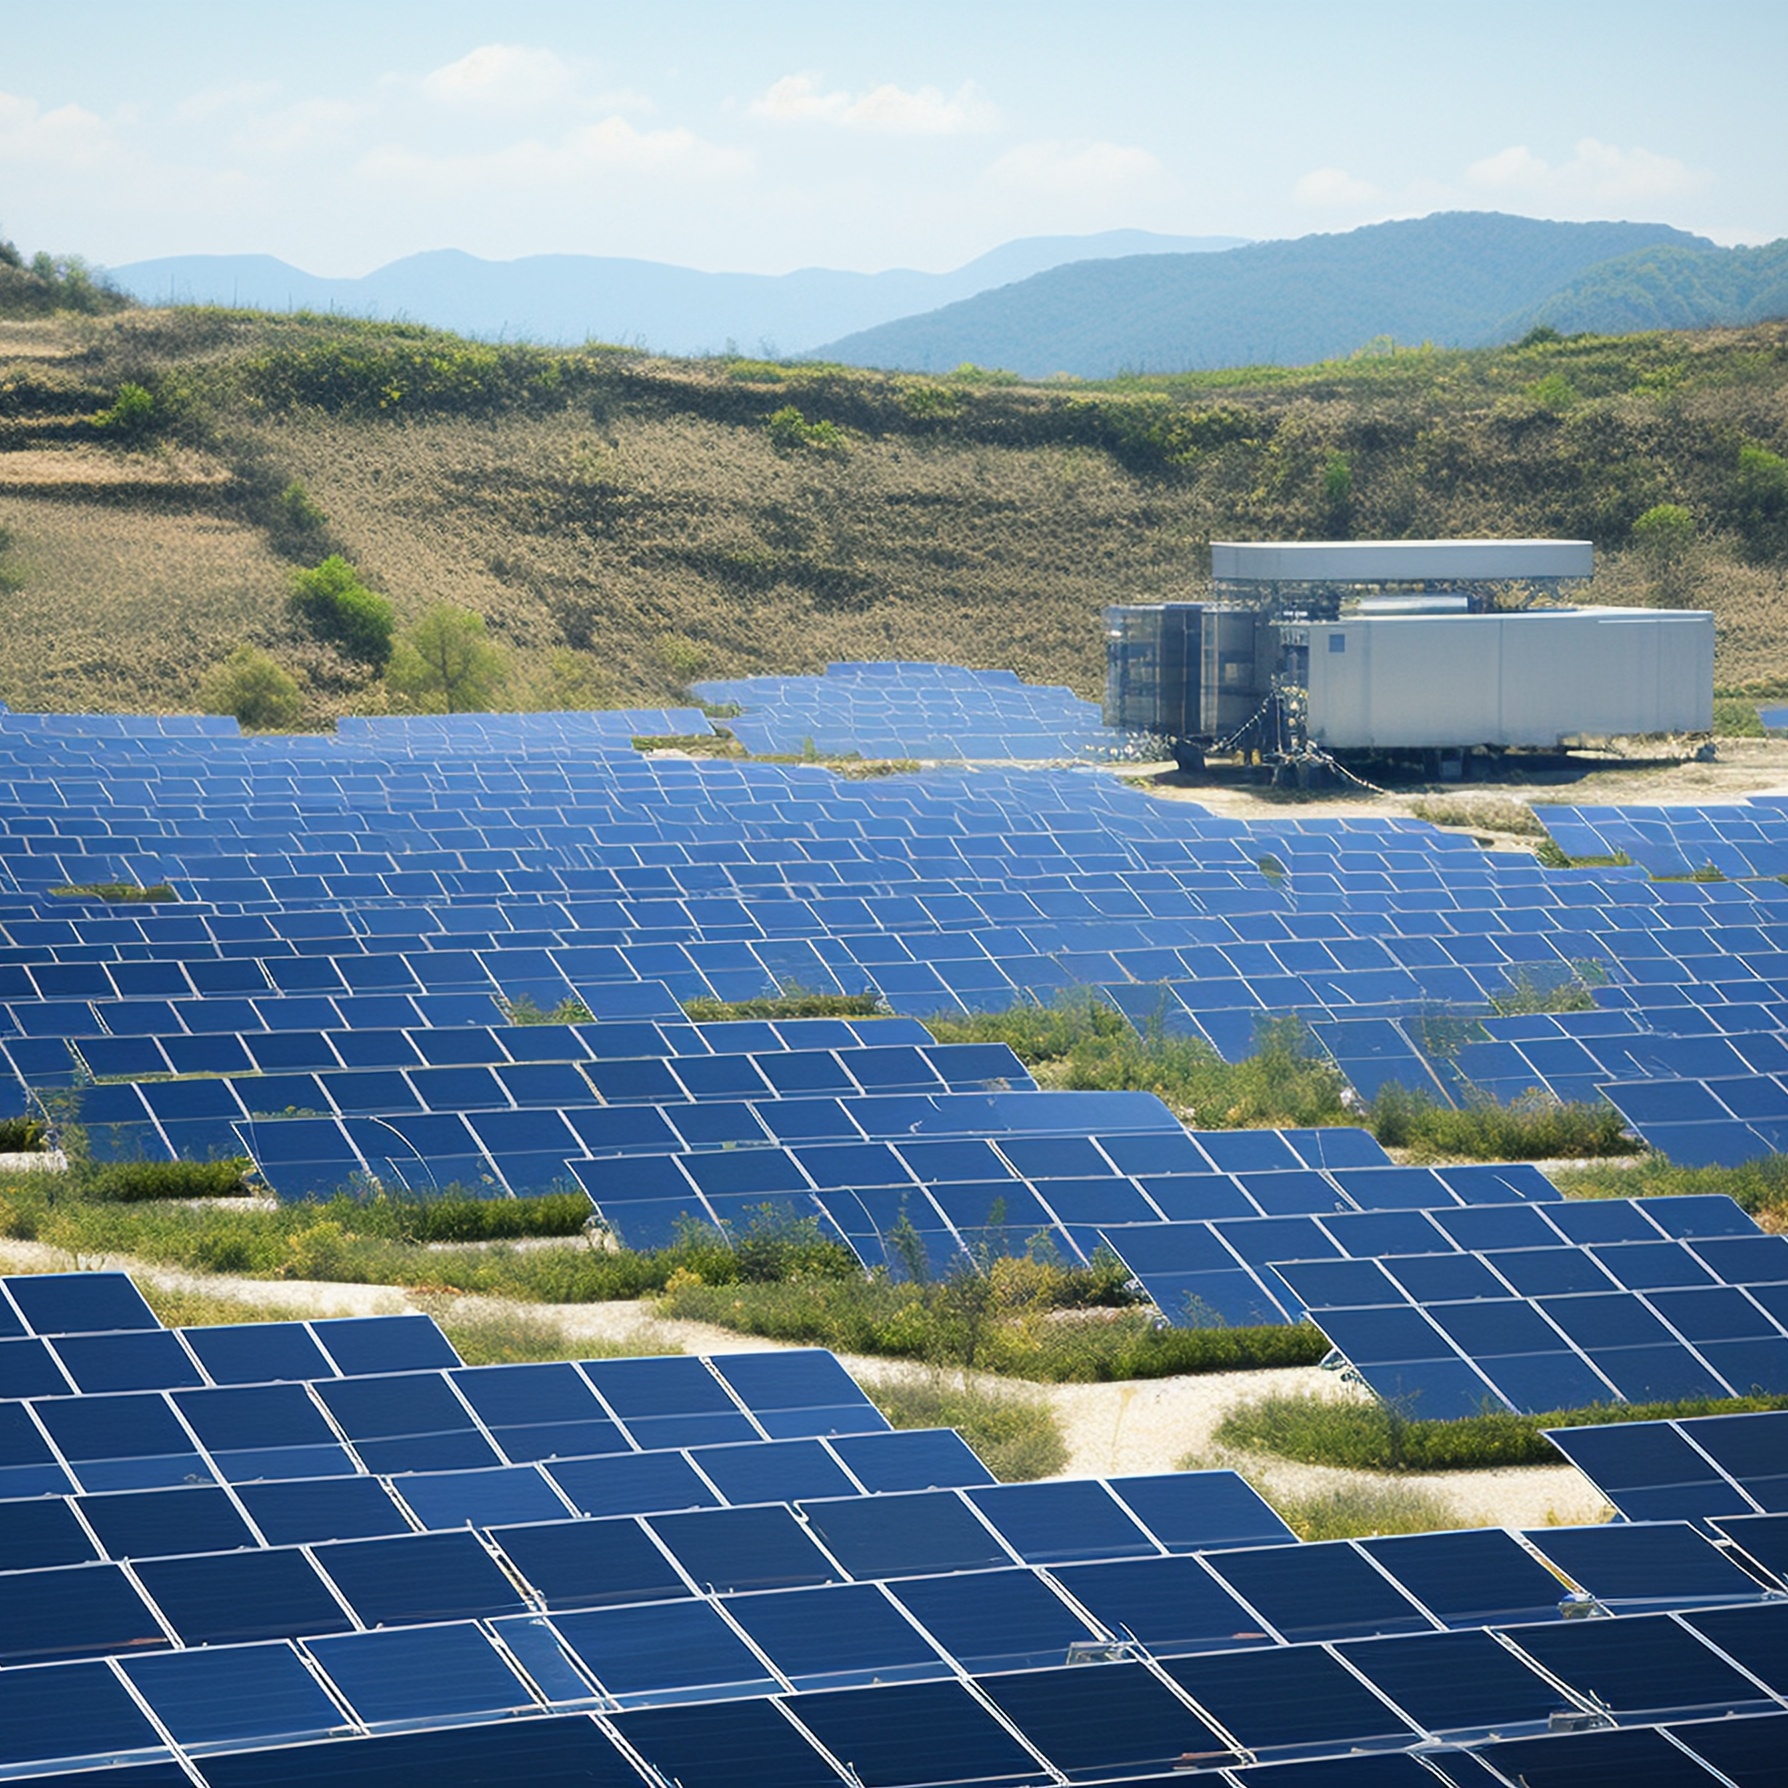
[
  {"xmin": 0, "ymin": 1425, "xmax": 999, "ymax": 1559},
  {"xmin": 4, "ymin": 1547, "xmax": 1786, "ymax": 1783},
  {"xmin": 1547, "ymin": 1409, "xmax": 1788, "ymax": 1524},
  {"xmin": 0, "ymin": 1342, "xmax": 898, "ymax": 1486}
]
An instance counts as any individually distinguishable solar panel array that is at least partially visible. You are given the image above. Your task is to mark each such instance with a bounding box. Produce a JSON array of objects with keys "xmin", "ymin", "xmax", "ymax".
[
  {"xmin": 11, "ymin": 699, "xmax": 1788, "ymax": 1230},
  {"xmin": 692, "ymin": 662, "xmax": 1119, "ymax": 761},
  {"xmin": 7, "ymin": 682, "xmax": 1788, "ymax": 1779},
  {"xmin": 5, "ymin": 1268, "xmax": 1788, "ymax": 1788}
]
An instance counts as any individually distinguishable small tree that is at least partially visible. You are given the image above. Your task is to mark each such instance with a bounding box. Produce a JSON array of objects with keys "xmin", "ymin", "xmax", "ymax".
[
  {"xmin": 386, "ymin": 605, "xmax": 507, "ymax": 713},
  {"xmin": 199, "ymin": 646, "xmax": 304, "ymax": 730},
  {"xmin": 289, "ymin": 556, "xmax": 394, "ymax": 666},
  {"xmin": 1631, "ymin": 502, "xmax": 1698, "ymax": 604}
]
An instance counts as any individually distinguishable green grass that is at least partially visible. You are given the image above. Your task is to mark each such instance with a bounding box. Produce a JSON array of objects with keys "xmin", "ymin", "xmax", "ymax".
[
  {"xmin": 1259, "ymin": 1479, "xmax": 1464, "ymax": 1541},
  {"xmin": 1408, "ymin": 797, "xmax": 1545, "ymax": 838},
  {"xmin": 47, "ymin": 882, "xmax": 177, "ymax": 902},
  {"xmin": 864, "ymin": 1374, "xmax": 1067, "ymax": 1481},
  {"xmin": 923, "ymin": 997, "xmax": 1355, "ymax": 1130},
  {"xmin": 1369, "ymin": 1082, "xmax": 1636, "ymax": 1160},
  {"xmin": 657, "ymin": 1269, "xmax": 1329, "ymax": 1382},
  {"xmin": 501, "ymin": 993, "xmax": 595, "ymax": 1025},
  {"xmin": 682, "ymin": 992, "xmax": 890, "ymax": 1021},
  {"xmin": 1554, "ymin": 1153, "xmax": 1788, "ymax": 1226},
  {"xmin": 424, "ymin": 1305, "xmax": 684, "ymax": 1366},
  {"xmin": 135, "ymin": 1284, "xmax": 318, "ymax": 1328},
  {"xmin": 76, "ymin": 1159, "xmax": 254, "ymax": 1201},
  {"xmin": 0, "ymin": 1176, "xmax": 855, "ymax": 1305},
  {"xmin": 1215, "ymin": 1388, "xmax": 1788, "ymax": 1472}
]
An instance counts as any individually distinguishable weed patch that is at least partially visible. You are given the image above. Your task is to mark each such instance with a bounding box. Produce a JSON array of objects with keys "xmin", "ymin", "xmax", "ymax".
[
  {"xmin": 923, "ymin": 997, "xmax": 1355, "ymax": 1130},
  {"xmin": 1409, "ymin": 797, "xmax": 1545, "ymax": 837},
  {"xmin": 657, "ymin": 1267, "xmax": 1327, "ymax": 1382},
  {"xmin": 1216, "ymin": 1388, "xmax": 1788, "ymax": 1472},
  {"xmin": 1369, "ymin": 1082, "xmax": 1635, "ymax": 1160},
  {"xmin": 682, "ymin": 992, "xmax": 889, "ymax": 1021},
  {"xmin": 1259, "ymin": 1479, "xmax": 1463, "ymax": 1541},
  {"xmin": 865, "ymin": 1373, "xmax": 1067, "ymax": 1481},
  {"xmin": 1554, "ymin": 1153, "xmax": 1788, "ymax": 1227},
  {"xmin": 79, "ymin": 1159, "xmax": 254, "ymax": 1201},
  {"xmin": 48, "ymin": 883, "xmax": 176, "ymax": 902}
]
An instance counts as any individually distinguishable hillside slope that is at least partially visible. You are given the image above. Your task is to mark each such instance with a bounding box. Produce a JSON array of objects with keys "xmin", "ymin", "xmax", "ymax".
[
  {"xmin": 0, "ymin": 307, "xmax": 1785, "ymax": 723},
  {"xmin": 817, "ymin": 214, "xmax": 1714, "ymax": 376},
  {"xmin": 108, "ymin": 231, "xmax": 1247, "ymax": 359}
]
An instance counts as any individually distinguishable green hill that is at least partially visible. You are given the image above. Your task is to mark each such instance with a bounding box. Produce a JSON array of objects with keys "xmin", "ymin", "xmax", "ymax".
[
  {"xmin": 0, "ymin": 303, "xmax": 1785, "ymax": 723},
  {"xmin": 815, "ymin": 213, "xmax": 1714, "ymax": 378}
]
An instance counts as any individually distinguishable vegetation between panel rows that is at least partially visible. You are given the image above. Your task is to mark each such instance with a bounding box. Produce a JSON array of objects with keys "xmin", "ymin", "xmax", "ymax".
[{"xmin": 1215, "ymin": 1387, "xmax": 1788, "ymax": 1472}]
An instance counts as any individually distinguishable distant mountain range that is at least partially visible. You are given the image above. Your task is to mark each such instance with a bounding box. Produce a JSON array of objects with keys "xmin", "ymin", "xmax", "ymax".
[
  {"xmin": 106, "ymin": 231, "xmax": 1246, "ymax": 359},
  {"xmin": 110, "ymin": 214, "xmax": 1788, "ymax": 378},
  {"xmin": 814, "ymin": 213, "xmax": 1776, "ymax": 377}
]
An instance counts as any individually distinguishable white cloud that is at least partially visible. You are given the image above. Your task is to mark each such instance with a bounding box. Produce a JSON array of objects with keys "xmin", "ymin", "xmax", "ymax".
[
  {"xmin": 363, "ymin": 114, "xmax": 750, "ymax": 193},
  {"xmin": 750, "ymin": 73, "xmax": 997, "ymax": 135},
  {"xmin": 173, "ymin": 80, "xmax": 281, "ymax": 125},
  {"xmin": 237, "ymin": 97, "xmax": 371, "ymax": 160},
  {"xmin": 1466, "ymin": 137, "xmax": 1706, "ymax": 206},
  {"xmin": 985, "ymin": 137, "xmax": 1162, "ymax": 196},
  {"xmin": 1294, "ymin": 166, "xmax": 1381, "ymax": 209},
  {"xmin": 421, "ymin": 44, "xmax": 582, "ymax": 116},
  {"xmin": 0, "ymin": 91, "xmax": 114, "ymax": 169}
]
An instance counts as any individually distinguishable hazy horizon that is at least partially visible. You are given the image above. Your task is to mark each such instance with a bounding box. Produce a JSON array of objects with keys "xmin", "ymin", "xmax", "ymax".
[{"xmin": 4, "ymin": 1, "xmax": 1783, "ymax": 280}]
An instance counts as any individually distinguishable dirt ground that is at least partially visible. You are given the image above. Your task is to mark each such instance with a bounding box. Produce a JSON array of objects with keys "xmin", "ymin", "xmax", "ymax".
[{"xmin": 1118, "ymin": 736, "xmax": 1788, "ymax": 829}]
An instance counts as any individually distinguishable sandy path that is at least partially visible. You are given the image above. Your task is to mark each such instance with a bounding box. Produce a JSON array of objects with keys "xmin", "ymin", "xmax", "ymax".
[{"xmin": 1, "ymin": 1238, "xmax": 1607, "ymax": 1528}]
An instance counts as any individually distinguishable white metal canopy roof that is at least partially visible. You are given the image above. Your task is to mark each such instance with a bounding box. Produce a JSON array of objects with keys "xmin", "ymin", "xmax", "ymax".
[{"xmin": 1210, "ymin": 539, "xmax": 1594, "ymax": 583}]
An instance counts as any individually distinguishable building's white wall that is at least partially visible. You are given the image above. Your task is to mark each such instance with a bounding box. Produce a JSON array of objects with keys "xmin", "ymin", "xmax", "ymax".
[{"xmin": 1303, "ymin": 608, "xmax": 1713, "ymax": 749}]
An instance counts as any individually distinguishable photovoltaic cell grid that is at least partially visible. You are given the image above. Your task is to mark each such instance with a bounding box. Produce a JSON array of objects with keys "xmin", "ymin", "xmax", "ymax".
[
  {"xmin": 4, "ymin": 1272, "xmax": 1788, "ymax": 1788},
  {"xmin": 9, "ymin": 695, "xmax": 1788, "ymax": 1185},
  {"xmin": 692, "ymin": 662, "xmax": 1124, "ymax": 761},
  {"xmin": 1268, "ymin": 1198, "xmax": 1788, "ymax": 1419},
  {"xmin": 1545, "ymin": 1409, "xmax": 1788, "ymax": 1525}
]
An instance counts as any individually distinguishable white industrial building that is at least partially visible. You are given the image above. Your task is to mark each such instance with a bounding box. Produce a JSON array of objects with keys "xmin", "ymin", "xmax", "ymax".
[{"xmin": 1106, "ymin": 538, "xmax": 1714, "ymax": 767}]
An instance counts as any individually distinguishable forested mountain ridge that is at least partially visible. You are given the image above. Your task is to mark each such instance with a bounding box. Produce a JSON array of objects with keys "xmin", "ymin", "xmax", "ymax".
[{"xmin": 816, "ymin": 213, "xmax": 1761, "ymax": 377}]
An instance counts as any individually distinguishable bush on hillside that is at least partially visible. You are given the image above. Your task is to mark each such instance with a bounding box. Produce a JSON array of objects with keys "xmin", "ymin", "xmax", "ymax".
[
  {"xmin": 385, "ymin": 605, "xmax": 507, "ymax": 712},
  {"xmin": 200, "ymin": 646, "xmax": 305, "ymax": 729},
  {"xmin": 289, "ymin": 556, "xmax": 395, "ymax": 667}
]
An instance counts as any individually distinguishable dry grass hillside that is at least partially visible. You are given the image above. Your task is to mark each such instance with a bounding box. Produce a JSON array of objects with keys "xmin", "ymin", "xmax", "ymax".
[{"xmin": 0, "ymin": 307, "xmax": 1785, "ymax": 721}]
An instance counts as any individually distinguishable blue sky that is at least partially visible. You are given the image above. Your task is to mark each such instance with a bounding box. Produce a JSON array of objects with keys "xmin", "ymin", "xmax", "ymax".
[{"xmin": 4, "ymin": 1, "xmax": 1782, "ymax": 275}]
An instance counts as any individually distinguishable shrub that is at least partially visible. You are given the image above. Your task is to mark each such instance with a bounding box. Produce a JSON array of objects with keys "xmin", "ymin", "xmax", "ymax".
[
  {"xmin": 79, "ymin": 1158, "xmax": 253, "ymax": 1202},
  {"xmin": 95, "ymin": 382, "xmax": 156, "ymax": 438},
  {"xmin": 289, "ymin": 556, "xmax": 395, "ymax": 666},
  {"xmin": 1713, "ymin": 698, "xmax": 1765, "ymax": 738},
  {"xmin": 0, "ymin": 1116, "xmax": 45, "ymax": 1152},
  {"xmin": 385, "ymin": 605, "xmax": 507, "ymax": 713},
  {"xmin": 200, "ymin": 646, "xmax": 304, "ymax": 730},
  {"xmin": 1369, "ymin": 1081, "xmax": 1635, "ymax": 1159},
  {"xmin": 766, "ymin": 405, "xmax": 847, "ymax": 454},
  {"xmin": 865, "ymin": 1373, "xmax": 1067, "ymax": 1481},
  {"xmin": 334, "ymin": 1189, "xmax": 596, "ymax": 1245},
  {"xmin": 272, "ymin": 480, "xmax": 329, "ymax": 548}
]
